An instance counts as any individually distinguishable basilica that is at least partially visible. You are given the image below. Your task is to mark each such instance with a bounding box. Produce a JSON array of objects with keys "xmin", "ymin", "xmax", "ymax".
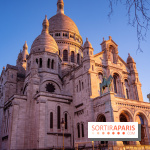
[{"xmin": 0, "ymin": 0, "xmax": 150, "ymax": 149}]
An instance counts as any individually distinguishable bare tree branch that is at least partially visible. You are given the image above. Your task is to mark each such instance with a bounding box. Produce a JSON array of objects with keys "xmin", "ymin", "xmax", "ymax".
[{"xmin": 108, "ymin": 0, "xmax": 150, "ymax": 52}]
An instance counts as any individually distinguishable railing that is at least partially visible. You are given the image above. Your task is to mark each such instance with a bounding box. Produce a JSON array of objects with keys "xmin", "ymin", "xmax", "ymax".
[{"xmin": 74, "ymin": 144, "xmax": 150, "ymax": 150}]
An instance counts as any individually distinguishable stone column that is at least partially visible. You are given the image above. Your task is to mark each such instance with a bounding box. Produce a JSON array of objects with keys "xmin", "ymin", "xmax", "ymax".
[
  {"xmin": 38, "ymin": 99, "xmax": 46, "ymax": 149},
  {"xmin": 9, "ymin": 101, "xmax": 19, "ymax": 150}
]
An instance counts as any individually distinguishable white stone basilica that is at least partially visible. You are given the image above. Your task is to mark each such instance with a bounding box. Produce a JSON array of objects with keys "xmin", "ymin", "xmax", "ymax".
[{"xmin": 0, "ymin": 0, "xmax": 150, "ymax": 149}]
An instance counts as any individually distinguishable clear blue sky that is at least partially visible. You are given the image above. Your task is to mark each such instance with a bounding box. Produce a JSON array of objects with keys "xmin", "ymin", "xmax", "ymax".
[{"xmin": 0, "ymin": 0, "xmax": 150, "ymax": 102}]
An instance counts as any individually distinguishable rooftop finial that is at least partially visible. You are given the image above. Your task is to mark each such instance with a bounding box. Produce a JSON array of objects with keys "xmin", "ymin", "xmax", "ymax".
[
  {"xmin": 109, "ymin": 36, "xmax": 112, "ymax": 40},
  {"xmin": 23, "ymin": 41, "xmax": 28, "ymax": 50},
  {"xmin": 128, "ymin": 53, "xmax": 130, "ymax": 56},
  {"xmin": 42, "ymin": 15, "xmax": 49, "ymax": 33},
  {"xmin": 86, "ymin": 37, "xmax": 88, "ymax": 41},
  {"xmin": 57, "ymin": 0, "xmax": 64, "ymax": 14}
]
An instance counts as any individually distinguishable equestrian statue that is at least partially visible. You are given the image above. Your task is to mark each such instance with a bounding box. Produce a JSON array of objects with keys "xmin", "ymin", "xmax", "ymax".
[{"xmin": 100, "ymin": 75, "xmax": 113, "ymax": 95}]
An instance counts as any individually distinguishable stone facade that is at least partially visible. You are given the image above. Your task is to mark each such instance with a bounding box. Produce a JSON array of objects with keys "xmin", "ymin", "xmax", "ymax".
[{"xmin": 0, "ymin": 0, "xmax": 150, "ymax": 149}]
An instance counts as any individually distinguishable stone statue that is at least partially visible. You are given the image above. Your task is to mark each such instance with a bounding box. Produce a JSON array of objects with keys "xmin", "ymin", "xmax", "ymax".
[{"xmin": 100, "ymin": 75, "xmax": 113, "ymax": 95}]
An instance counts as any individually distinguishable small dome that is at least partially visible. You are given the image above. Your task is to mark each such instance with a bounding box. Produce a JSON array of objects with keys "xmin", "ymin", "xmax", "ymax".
[
  {"xmin": 31, "ymin": 16, "xmax": 58, "ymax": 54},
  {"xmin": 127, "ymin": 53, "xmax": 135, "ymax": 64},
  {"xmin": 84, "ymin": 38, "xmax": 92, "ymax": 48}
]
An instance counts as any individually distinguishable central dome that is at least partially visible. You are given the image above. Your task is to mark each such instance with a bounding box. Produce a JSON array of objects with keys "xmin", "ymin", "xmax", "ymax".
[{"xmin": 49, "ymin": 13, "xmax": 80, "ymax": 35}]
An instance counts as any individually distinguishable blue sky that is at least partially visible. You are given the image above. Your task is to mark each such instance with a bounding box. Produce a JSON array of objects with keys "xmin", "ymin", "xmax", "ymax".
[{"xmin": 0, "ymin": 0, "xmax": 150, "ymax": 102}]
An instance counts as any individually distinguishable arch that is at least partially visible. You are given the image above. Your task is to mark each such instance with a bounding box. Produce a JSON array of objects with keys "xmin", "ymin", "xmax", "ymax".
[
  {"xmin": 134, "ymin": 110, "xmax": 148, "ymax": 126},
  {"xmin": 109, "ymin": 45, "xmax": 116, "ymax": 63},
  {"xmin": 71, "ymin": 51, "xmax": 74, "ymax": 63},
  {"xmin": 96, "ymin": 114, "xmax": 106, "ymax": 122},
  {"xmin": 119, "ymin": 109, "xmax": 133, "ymax": 145},
  {"xmin": 110, "ymin": 71, "xmax": 122, "ymax": 80},
  {"xmin": 63, "ymin": 50, "xmax": 68, "ymax": 61},
  {"xmin": 113, "ymin": 73, "xmax": 120, "ymax": 93},
  {"xmin": 113, "ymin": 73, "xmax": 119, "ymax": 93},
  {"xmin": 134, "ymin": 111, "xmax": 149, "ymax": 145},
  {"xmin": 118, "ymin": 108, "xmax": 134, "ymax": 122},
  {"xmin": 96, "ymin": 114, "xmax": 107, "ymax": 145}
]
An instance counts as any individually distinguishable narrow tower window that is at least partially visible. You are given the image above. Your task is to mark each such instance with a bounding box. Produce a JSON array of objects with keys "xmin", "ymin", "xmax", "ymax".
[
  {"xmin": 63, "ymin": 50, "xmax": 68, "ymax": 61},
  {"xmin": 65, "ymin": 113, "xmax": 67, "ymax": 129},
  {"xmin": 77, "ymin": 123, "xmax": 80, "ymax": 138},
  {"xmin": 79, "ymin": 80, "xmax": 81, "ymax": 91},
  {"xmin": 57, "ymin": 106, "xmax": 61, "ymax": 129},
  {"xmin": 82, "ymin": 123, "xmax": 84, "ymax": 137},
  {"xmin": 47, "ymin": 59, "xmax": 50, "ymax": 68},
  {"xmin": 50, "ymin": 112, "xmax": 53, "ymax": 128},
  {"xmin": 77, "ymin": 53, "xmax": 80, "ymax": 65},
  {"xmin": 113, "ymin": 74, "xmax": 118, "ymax": 93},
  {"xmin": 39, "ymin": 58, "xmax": 42, "ymax": 68},
  {"xmin": 71, "ymin": 51, "xmax": 74, "ymax": 63},
  {"xmin": 51, "ymin": 59, "xmax": 54, "ymax": 69},
  {"xmin": 36, "ymin": 58, "xmax": 38, "ymax": 64}
]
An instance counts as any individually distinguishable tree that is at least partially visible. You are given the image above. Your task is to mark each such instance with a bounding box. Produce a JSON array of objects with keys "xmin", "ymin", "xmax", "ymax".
[{"xmin": 108, "ymin": 0, "xmax": 150, "ymax": 52}]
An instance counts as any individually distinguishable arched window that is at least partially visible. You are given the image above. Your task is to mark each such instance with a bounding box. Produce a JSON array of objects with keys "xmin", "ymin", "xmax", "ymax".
[
  {"xmin": 57, "ymin": 106, "xmax": 60, "ymax": 129},
  {"xmin": 113, "ymin": 73, "xmax": 119, "ymax": 93},
  {"xmin": 79, "ymin": 80, "xmax": 81, "ymax": 91},
  {"xmin": 110, "ymin": 46, "xmax": 116, "ymax": 63},
  {"xmin": 39, "ymin": 58, "xmax": 42, "ymax": 68},
  {"xmin": 120, "ymin": 114, "xmax": 128, "ymax": 122},
  {"xmin": 77, "ymin": 53, "xmax": 80, "ymax": 65},
  {"xmin": 125, "ymin": 79, "xmax": 129, "ymax": 99},
  {"xmin": 96, "ymin": 114, "xmax": 107, "ymax": 145},
  {"xmin": 65, "ymin": 113, "xmax": 67, "ymax": 129},
  {"xmin": 51, "ymin": 59, "xmax": 54, "ymax": 69},
  {"xmin": 81, "ymin": 123, "xmax": 84, "ymax": 137},
  {"xmin": 50, "ymin": 112, "xmax": 53, "ymax": 128},
  {"xmin": 59, "ymin": 50, "xmax": 60, "ymax": 55},
  {"xmin": 71, "ymin": 51, "xmax": 74, "ymax": 63},
  {"xmin": 36, "ymin": 58, "xmax": 38, "ymax": 64},
  {"xmin": 47, "ymin": 59, "xmax": 50, "ymax": 68},
  {"xmin": 98, "ymin": 73, "xmax": 103, "ymax": 83},
  {"xmin": 77, "ymin": 85, "xmax": 78, "ymax": 92},
  {"xmin": 77, "ymin": 123, "xmax": 80, "ymax": 138},
  {"xmin": 82, "ymin": 82, "xmax": 84, "ymax": 90},
  {"xmin": 96, "ymin": 114, "xmax": 106, "ymax": 122},
  {"xmin": 92, "ymin": 65, "xmax": 94, "ymax": 71},
  {"xmin": 46, "ymin": 83, "xmax": 55, "ymax": 93},
  {"xmin": 63, "ymin": 50, "xmax": 68, "ymax": 61},
  {"xmin": 126, "ymin": 89, "xmax": 129, "ymax": 99}
]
